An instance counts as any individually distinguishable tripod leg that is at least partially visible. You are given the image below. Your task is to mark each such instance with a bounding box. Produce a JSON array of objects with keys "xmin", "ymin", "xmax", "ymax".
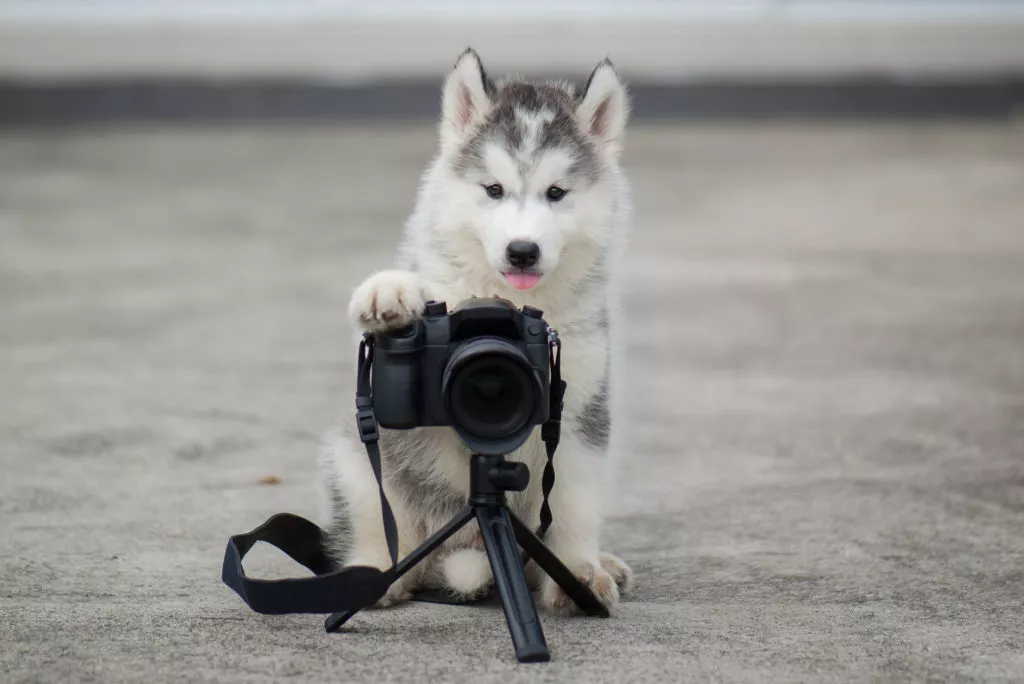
[
  {"xmin": 475, "ymin": 505, "xmax": 550, "ymax": 663},
  {"xmin": 325, "ymin": 505, "xmax": 475, "ymax": 632},
  {"xmin": 509, "ymin": 513, "xmax": 610, "ymax": 618}
]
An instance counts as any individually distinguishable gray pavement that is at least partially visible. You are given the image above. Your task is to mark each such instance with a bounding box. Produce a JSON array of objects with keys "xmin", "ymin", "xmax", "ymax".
[{"xmin": 2, "ymin": 122, "xmax": 1024, "ymax": 683}]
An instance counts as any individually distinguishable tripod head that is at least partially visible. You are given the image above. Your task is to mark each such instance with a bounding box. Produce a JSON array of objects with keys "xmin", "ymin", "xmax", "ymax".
[
  {"xmin": 489, "ymin": 461, "xmax": 530, "ymax": 492},
  {"xmin": 469, "ymin": 453, "xmax": 530, "ymax": 505}
]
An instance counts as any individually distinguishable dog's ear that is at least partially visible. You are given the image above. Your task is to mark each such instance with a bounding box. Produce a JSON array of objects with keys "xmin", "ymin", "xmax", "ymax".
[
  {"xmin": 441, "ymin": 48, "xmax": 495, "ymax": 146},
  {"xmin": 576, "ymin": 58, "xmax": 630, "ymax": 156}
]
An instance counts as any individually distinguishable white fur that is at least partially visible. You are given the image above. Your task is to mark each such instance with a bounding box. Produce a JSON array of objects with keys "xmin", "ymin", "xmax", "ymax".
[
  {"xmin": 442, "ymin": 549, "xmax": 493, "ymax": 598},
  {"xmin": 320, "ymin": 49, "xmax": 634, "ymax": 614}
]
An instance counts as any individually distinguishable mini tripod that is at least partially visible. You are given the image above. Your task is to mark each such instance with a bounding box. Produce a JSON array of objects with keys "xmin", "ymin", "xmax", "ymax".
[{"xmin": 324, "ymin": 452, "xmax": 609, "ymax": 663}]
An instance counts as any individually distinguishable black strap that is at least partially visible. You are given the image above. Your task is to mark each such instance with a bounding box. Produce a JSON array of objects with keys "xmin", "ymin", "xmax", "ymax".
[
  {"xmin": 221, "ymin": 335, "xmax": 399, "ymax": 615},
  {"xmin": 221, "ymin": 513, "xmax": 389, "ymax": 614},
  {"xmin": 354, "ymin": 334, "xmax": 400, "ymax": 571},
  {"xmin": 536, "ymin": 331, "xmax": 565, "ymax": 540}
]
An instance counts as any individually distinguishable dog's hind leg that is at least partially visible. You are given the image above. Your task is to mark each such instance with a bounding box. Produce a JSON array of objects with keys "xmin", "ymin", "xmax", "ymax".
[
  {"xmin": 440, "ymin": 547, "xmax": 494, "ymax": 600},
  {"xmin": 318, "ymin": 429, "xmax": 425, "ymax": 608}
]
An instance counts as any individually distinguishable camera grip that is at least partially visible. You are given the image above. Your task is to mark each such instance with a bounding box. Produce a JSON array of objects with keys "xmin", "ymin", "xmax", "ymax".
[{"xmin": 370, "ymin": 341, "xmax": 420, "ymax": 428}]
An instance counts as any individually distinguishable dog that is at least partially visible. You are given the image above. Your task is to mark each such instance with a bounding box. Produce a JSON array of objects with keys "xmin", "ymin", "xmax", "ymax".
[{"xmin": 318, "ymin": 48, "xmax": 633, "ymax": 615}]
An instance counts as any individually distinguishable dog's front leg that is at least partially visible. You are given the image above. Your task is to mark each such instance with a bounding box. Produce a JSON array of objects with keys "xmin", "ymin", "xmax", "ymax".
[
  {"xmin": 327, "ymin": 269, "xmax": 434, "ymax": 607},
  {"xmin": 537, "ymin": 430, "xmax": 633, "ymax": 616}
]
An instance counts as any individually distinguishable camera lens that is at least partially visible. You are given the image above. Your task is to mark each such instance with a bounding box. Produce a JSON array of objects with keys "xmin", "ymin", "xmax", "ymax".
[
  {"xmin": 442, "ymin": 338, "xmax": 542, "ymax": 454},
  {"xmin": 451, "ymin": 360, "xmax": 531, "ymax": 437}
]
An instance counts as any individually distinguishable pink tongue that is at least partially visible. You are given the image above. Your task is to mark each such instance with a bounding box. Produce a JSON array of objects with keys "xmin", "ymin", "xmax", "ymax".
[{"xmin": 504, "ymin": 272, "xmax": 542, "ymax": 290}]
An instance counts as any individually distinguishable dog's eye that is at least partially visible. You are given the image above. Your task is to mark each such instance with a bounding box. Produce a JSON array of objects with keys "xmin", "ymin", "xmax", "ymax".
[
  {"xmin": 546, "ymin": 186, "xmax": 567, "ymax": 202},
  {"xmin": 484, "ymin": 184, "xmax": 504, "ymax": 200}
]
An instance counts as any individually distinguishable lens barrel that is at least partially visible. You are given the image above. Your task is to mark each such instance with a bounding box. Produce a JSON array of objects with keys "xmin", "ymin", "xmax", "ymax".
[{"xmin": 441, "ymin": 338, "xmax": 543, "ymax": 454}]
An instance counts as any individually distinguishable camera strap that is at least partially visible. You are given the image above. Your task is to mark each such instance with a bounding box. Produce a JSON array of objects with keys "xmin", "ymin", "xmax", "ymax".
[
  {"xmin": 221, "ymin": 331, "xmax": 564, "ymax": 615},
  {"xmin": 536, "ymin": 328, "xmax": 565, "ymax": 543},
  {"xmin": 221, "ymin": 335, "xmax": 398, "ymax": 615}
]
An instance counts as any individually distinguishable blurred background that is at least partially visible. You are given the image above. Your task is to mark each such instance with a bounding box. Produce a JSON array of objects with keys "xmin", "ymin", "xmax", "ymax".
[
  {"xmin": 3, "ymin": 2, "xmax": 1024, "ymax": 682},
  {"xmin": 2, "ymin": 0, "xmax": 1024, "ymax": 119}
]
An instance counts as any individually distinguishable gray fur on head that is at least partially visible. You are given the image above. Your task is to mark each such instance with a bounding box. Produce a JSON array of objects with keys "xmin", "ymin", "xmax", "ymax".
[
  {"xmin": 453, "ymin": 81, "xmax": 602, "ymax": 184},
  {"xmin": 441, "ymin": 48, "xmax": 630, "ymax": 168}
]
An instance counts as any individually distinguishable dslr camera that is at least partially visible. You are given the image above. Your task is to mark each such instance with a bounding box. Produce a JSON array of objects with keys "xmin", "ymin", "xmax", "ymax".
[{"xmin": 369, "ymin": 297, "xmax": 554, "ymax": 455}]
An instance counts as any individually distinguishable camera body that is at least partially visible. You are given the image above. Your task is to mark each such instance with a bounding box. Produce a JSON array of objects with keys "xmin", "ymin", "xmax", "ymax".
[{"xmin": 370, "ymin": 297, "xmax": 552, "ymax": 454}]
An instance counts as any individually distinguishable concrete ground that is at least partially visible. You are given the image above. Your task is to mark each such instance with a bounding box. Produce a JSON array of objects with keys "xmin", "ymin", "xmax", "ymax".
[{"xmin": 2, "ymin": 122, "xmax": 1024, "ymax": 683}]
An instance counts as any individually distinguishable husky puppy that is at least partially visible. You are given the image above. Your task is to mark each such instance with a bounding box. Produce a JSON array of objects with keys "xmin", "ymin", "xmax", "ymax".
[{"xmin": 318, "ymin": 48, "xmax": 633, "ymax": 614}]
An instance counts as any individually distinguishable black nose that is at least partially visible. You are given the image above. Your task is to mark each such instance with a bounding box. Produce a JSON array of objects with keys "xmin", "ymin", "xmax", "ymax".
[{"xmin": 506, "ymin": 241, "xmax": 540, "ymax": 269}]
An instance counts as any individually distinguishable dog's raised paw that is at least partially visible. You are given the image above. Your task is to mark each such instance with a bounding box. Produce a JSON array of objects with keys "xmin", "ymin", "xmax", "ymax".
[
  {"xmin": 348, "ymin": 270, "xmax": 428, "ymax": 332},
  {"xmin": 540, "ymin": 560, "xmax": 619, "ymax": 616}
]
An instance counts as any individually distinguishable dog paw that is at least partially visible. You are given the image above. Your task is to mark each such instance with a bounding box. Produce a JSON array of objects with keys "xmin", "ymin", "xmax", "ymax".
[
  {"xmin": 371, "ymin": 581, "xmax": 412, "ymax": 609},
  {"xmin": 442, "ymin": 548, "xmax": 493, "ymax": 600},
  {"xmin": 600, "ymin": 552, "xmax": 634, "ymax": 594},
  {"xmin": 540, "ymin": 559, "xmax": 619, "ymax": 616},
  {"xmin": 348, "ymin": 270, "xmax": 428, "ymax": 332}
]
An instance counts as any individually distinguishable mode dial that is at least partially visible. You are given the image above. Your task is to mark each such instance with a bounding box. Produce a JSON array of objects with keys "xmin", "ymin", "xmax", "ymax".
[
  {"xmin": 424, "ymin": 300, "xmax": 448, "ymax": 317},
  {"xmin": 522, "ymin": 305, "xmax": 544, "ymax": 319}
]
